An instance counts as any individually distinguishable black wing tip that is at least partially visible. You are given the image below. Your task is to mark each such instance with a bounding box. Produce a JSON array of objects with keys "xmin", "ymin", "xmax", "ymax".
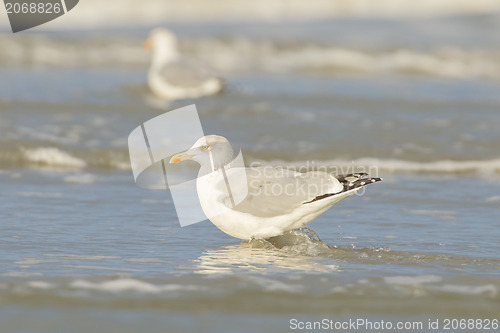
[
  {"xmin": 344, "ymin": 175, "xmax": 382, "ymax": 191},
  {"xmin": 304, "ymin": 174, "xmax": 382, "ymax": 204}
]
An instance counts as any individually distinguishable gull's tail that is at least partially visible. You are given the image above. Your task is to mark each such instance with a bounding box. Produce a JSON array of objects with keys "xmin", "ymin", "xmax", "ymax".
[
  {"xmin": 304, "ymin": 173, "xmax": 382, "ymax": 204},
  {"xmin": 336, "ymin": 173, "xmax": 382, "ymax": 192}
]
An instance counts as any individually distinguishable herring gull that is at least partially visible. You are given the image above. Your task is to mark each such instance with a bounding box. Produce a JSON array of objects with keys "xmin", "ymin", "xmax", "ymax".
[
  {"xmin": 144, "ymin": 28, "xmax": 224, "ymax": 100},
  {"xmin": 170, "ymin": 135, "xmax": 381, "ymax": 240}
]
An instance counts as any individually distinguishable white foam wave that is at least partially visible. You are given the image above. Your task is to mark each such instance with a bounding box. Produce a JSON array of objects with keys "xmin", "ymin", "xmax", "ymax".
[
  {"xmin": 438, "ymin": 284, "xmax": 498, "ymax": 297},
  {"xmin": 0, "ymin": 147, "xmax": 133, "ymax": 170},
  {"xmin": 63, "ymin": 173, "xmax": 97, "ymax": 184},
  {"xmin": 259, "ymin": 158, "xmax": 500, "ymax": 175},
  {"xmin": 27, "ymin": 281, "xmax": 54, "ymax": 290},
  {"xmin": 245, "ymin": 276, "xmax": 303, "ymax": 293},
  {"xmin": 62, "ymin": 265, "xmax": 143, "ymax": 272},
  {"xmin": 1, "ymin": 34, "xmax": 499, "ymax": 79},
  {"xmin": 486, "ymin": 196, "xmax": 500, "ymax": 202},
  {"xmin": 10, "ymin": 146, "xmax": 500, "ymax": 175},
  {"xmin": 14, "ymin": 258, "xmax": 53, "ymax": 266},
  {"xmin": 22, "ymin": 147, "xmax": 86, "ymax": 169},
  {"xmin": 110, "ymin": 160, "xmax": 132, "ymax": 170},
  {"xmin": 70, "ymin": 278, "xmax": 203, "ymax": 293},
  {"xmin": 0, "ymin": 34, "xmax": 146, "ymax": 67},
  {"xmin": 263, "ymin": 47, "xmax": 500, "ymax": 79},
  {"xmin": 353, "ymin": 158, "xmax": 500, "ymax": 174},
  {"xmin": 384, "ymin": 275, "xmax": 443, "ymax": 286}
]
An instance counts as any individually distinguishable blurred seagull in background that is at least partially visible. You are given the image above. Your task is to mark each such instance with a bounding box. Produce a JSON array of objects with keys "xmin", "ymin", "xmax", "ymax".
[{"xmin": 144, "ymin": 28, "xmax": 224, "ymax": 101}]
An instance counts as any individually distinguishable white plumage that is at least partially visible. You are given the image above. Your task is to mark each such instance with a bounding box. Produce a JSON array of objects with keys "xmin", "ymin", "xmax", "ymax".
[
  {"xmin": 170, "ymin": 135, "xmax": 381, "ymax": 240},
  {"xmin": 144, "ymin": 28, "xmax": 224, "ymax": 100}
]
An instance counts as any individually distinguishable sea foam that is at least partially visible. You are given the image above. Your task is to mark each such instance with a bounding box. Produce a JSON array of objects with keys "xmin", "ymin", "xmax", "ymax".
[{"xmin": 22, "ymin": 147, "xmax": 86, "ymax": 169}]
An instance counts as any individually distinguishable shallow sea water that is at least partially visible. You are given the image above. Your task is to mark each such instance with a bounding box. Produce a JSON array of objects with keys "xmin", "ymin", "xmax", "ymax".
[
  {"xmin": 1, "ymin": 3, "xmax": 500, "ymax": 332},
  {"xmin": 1, "ymin": 169, "xmax": 499, "ymax": 332}
]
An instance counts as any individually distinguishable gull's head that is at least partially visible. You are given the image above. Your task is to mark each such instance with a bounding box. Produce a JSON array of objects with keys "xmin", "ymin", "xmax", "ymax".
[
  {"xmin": 169, "ymin": 135, "xmax": 234, "ymax": 172},
  {"xmin": 144, "ymin": 28, "xmax": 179, "ymax": 64}
]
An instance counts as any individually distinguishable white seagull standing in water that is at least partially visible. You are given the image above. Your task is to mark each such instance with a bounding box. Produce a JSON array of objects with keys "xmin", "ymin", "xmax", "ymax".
[
  {"xmin": 144, "ymin": 28, "xmax": 224, "ymax": 101},
  {"xmin": 170, "ymin": 135, "xmax": 382, "ymax": 240}
]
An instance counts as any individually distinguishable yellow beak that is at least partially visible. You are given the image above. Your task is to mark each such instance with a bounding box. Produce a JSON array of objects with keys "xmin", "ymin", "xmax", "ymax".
[
  {"xmin": 143, "ymin": 39, "xmax": 153, "ymax": 50},
  {"xmin": 169, "ymin": 152, "xmax": 194, "ymax": 164}
]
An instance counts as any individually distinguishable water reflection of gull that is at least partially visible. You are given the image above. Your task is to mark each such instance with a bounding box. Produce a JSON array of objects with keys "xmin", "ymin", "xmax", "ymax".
[{"xmin": 193, "ymin": 231, "xmax": 340, "ymax": 274}]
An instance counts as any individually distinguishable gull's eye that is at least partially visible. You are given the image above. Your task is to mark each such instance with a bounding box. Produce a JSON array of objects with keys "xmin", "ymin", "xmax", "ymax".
[{"xmin": 200, "ymin": 144, "xmax": 210, "ymax": 151}]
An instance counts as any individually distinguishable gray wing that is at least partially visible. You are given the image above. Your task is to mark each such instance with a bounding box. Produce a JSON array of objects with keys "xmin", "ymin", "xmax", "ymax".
[
  {"xmin": 158, "ymin": 60, "xmax": 216, "ymax": 88},
  {"xmin": 222, "ymin": 167, "xmax": 343, "ymax": 218}
]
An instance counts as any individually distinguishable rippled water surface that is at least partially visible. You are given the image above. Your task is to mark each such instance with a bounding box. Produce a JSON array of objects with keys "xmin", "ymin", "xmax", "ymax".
[{"xmin": 1, "ymin": 2, "xmax": 500, "ymax": 332}]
